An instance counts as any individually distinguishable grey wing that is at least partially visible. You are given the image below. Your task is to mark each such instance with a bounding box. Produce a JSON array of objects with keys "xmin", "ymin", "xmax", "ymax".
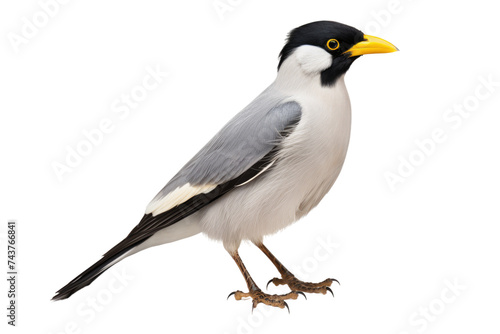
[
  {"xmin": 146, "ymin": 88, "xmax": 302, "ymax": 215},
  {"xmin": 99, "ymin": 89, "xmax": 301, "ymax": 260}
]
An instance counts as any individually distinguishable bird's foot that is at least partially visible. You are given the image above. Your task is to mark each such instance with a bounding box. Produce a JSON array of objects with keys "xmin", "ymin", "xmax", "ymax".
[
  {"xmin": 227, "ymin": 287, "xmax": 305, "ymax": 312},
  {"xmin": 266, "ymin": 274, "xmax": 339, "ymax": 296}
]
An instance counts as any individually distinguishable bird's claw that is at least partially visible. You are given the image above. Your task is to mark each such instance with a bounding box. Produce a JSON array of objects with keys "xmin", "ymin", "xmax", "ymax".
[
  {"xmin": 265, "ymin": 274, "xmax": 338, "ymax": 297},
  {"xmin": 266, "ymin": 277, "xmax": 287, "ymax": 289},
  {"xmin": 228, "ymin": 288, "xmax": 301, "ymax": 311},
  {"xmin": 266, "ymin": 278, "xmax": 276, "ymax": 290},
  {"xmin": 296, "ymin": 291, "xmax": 307, "ymax": 300},
  {"xmin": 227, "ymin": 291, "xmax": 236, "ymax": 300}
]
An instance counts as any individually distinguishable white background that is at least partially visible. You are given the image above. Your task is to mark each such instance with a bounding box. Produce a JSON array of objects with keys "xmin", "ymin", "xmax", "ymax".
[{"xmin": 1, "ymin": 0, "xmax": 499, "ymax": 333}]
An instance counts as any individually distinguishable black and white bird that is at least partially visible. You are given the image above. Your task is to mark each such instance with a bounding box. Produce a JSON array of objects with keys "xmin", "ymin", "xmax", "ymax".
[{"xmin": 52, "ymin": 21, "xmax": 397, "ymax": 310}]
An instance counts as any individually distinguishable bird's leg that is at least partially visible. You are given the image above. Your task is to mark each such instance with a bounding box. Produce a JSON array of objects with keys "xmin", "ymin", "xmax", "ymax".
[
  {"xmin": 255, "ymin": 242, "xmax": 338, "ymax": 296},
  {"xmin": 227, "ymin": 250, "xmax": 305, "ymax": 311}
]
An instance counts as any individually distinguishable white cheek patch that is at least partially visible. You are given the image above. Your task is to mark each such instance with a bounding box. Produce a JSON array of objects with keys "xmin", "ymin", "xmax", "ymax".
[
  {"xmin": 146, "ymin": 183, "xmax": 217, "ymax": 216},
  {"xmin": 294, "ymin": 45, "xmax": 333, "ymax": 75}
]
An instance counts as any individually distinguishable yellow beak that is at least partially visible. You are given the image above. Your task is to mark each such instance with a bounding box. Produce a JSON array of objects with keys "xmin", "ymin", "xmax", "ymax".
[{"xmin": 344, "ymin": 34, "xmax": 398, "ymax": 57}]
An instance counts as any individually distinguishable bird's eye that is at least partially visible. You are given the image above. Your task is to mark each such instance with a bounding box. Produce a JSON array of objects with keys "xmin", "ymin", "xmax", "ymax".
[{"xmin": 326, "ymin": 39, "xmax": 340, "ymax": 51}]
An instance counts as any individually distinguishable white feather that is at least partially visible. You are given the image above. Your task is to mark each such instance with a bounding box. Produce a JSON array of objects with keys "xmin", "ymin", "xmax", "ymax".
[
  {"xmin": 145, "ymin": 183, "xmax": 216, "ymax": 216},
  {"xmin": 235, "ymin": 160, "xmax": 276, "ymax": 187},
  {"xmin": 294, "ymin": 45, "xmax": 333, "ymax": 75}
]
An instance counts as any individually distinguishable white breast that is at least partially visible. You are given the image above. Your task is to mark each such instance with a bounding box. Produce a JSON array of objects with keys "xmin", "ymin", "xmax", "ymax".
[
  {"xmin": 199, "ymin": 49, "xmax": 352, "ymax": 252},
  {"xmin": 288, "ymin": 76, "xmax": 351, "ymax": 218}
]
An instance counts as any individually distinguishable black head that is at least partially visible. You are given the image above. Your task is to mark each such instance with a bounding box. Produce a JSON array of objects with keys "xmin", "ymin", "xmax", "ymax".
[{"xmin": 278, "ymin": 21, "xmax": 397, "ymax": 86}]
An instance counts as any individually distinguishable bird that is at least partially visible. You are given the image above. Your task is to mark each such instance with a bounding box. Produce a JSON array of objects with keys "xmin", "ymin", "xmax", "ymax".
[{"xmin": 52, "ymin": 20, "xmax": 397, "ymax": 311}]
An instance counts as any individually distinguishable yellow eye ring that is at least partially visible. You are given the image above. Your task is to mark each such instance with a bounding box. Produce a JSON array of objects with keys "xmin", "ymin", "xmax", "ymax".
[{"xmin": 326, "ymin": 39, "xmax": 340, "ymax": 51}]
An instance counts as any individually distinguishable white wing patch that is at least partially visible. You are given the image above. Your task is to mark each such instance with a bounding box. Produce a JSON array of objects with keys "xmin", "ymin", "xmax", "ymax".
[{"xmin": 145, "ymin": 183, "xmax": 217, "ymax": 216}]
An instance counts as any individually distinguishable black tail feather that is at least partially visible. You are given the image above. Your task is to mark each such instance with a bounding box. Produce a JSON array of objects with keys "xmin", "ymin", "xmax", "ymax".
[{"xmin": 51, "ymin": 241, "xmax": 138, "ymax": 301}]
